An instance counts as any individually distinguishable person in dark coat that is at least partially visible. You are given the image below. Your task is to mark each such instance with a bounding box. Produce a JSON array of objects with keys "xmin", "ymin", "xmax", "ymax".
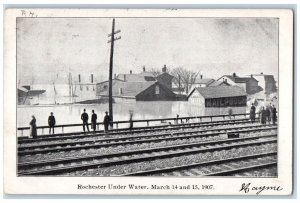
[
  {"xmin": 250, "ymin": 103, "xmax": 256, "ymax": 123},
  {"xmin": 176, "ymin": 114, "xmax": 179, "ymax": 124},
  {"xmin": 228, "ymin": 108, "xmax": 233, "ymax": 120},
  {"xmin": 103, "ymin": 111, "xmax": 110, "ymax": 133},
  {"xmin": 48, "ymin": 112, "xmax": 56, "ymax": 134},
  {"xmin": 81, "ymin": 109, "xmax": 89, "ymax": 132},
  {"xmin": 272, "ymin": 105, "xmax": 277, "ymax": 125},
  {"xmin": 91, "ymin": 110, "xmax": 97, "ymax": 132},
  {"xmin": 266, "ymin": 104, "xmax": 273, "ymax": 124},
  {"xmin": 260, "ymin": 107, "xmax": 267, "ymax": 125},
  {"xmin": 129, "ymin": 112, "xmax": 133, "ymax": 130},
  {"xmin": 29, "ymin": 115, "xmax": 37, "ymax": 138}
]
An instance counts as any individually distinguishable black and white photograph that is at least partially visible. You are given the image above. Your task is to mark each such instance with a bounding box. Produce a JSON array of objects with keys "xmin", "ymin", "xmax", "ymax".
[{"xmin": 4, "ymin": 8, "xmax": 293, "ymax": 195}]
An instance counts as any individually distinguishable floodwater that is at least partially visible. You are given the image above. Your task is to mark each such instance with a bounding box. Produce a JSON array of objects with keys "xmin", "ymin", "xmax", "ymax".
[{"xmin": 17, "ymin": 101, "xmax": 247, "ymax": 136}]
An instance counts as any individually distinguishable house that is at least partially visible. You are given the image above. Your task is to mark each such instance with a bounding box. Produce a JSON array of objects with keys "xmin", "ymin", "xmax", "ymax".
[
  {"xmin": 250, "ymin": 73, "xmax": 277, "ymax": 95},
  {"xmin": 188, "ymin": 86, "xmax": 247, "ymax": 107},
  {"xmin": 207, "ymin": 80, "xmax": 230, "ymax": 87},
  {"xmin": 116, "ymin": 70, "xmax": 156, "ymax": 82},
  {"xmin": 217, "ymin": 73, "xmax": 259, "ymax": 94},
  {"xmin": 189, "ymin": 75, "xmax": 215, "ymax": 94},
  {"xmin": 156, "ymin": 65, "xmax": 174, "ymax": 90},
  {"xmin": 96, "ymin": 80, "xmax": 177, "ymax": 102}
]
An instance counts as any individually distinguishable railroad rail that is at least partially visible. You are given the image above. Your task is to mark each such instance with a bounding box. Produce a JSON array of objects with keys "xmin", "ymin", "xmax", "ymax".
[
  {"xmin": 18, "ymin": 133, "xmax": 276, "ymax": 175},
  {"xmin": 120, "ymin": 152, "xmax": 277, "ymax": 176},
  {"xmin": 17, "ymin": 112, "xmax": 260, "ymax": 136},
  {"xmin": 18, "ymin": 125, "xmax": 277, "ymax": 155},
  {"xmin": 18, "ymin": 118, "xmax": 260, "ymax": 144}
]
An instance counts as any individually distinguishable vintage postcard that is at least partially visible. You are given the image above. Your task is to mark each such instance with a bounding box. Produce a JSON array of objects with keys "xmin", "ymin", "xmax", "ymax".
[{"xmin": 4, "ymin": 8, "xmax": 293, "ymax": 195}]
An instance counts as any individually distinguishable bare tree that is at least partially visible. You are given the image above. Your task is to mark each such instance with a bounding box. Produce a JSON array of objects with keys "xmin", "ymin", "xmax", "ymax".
[
  {"xmin": 149, "ymin": 66, "xmax": 171, "ymax": 77},
  {"xmin": 149, "ymin": 68, "xmax": 161, "ymax": 77},
  {"xmin": 171, "ymin": 67, "xmax": 199, "ymax": 95}
]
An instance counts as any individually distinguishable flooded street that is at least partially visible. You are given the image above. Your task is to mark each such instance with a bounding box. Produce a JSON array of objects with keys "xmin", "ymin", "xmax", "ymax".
[{"xmin": 17, "ymin": 101, "xmax": 247, "ymax": 129}]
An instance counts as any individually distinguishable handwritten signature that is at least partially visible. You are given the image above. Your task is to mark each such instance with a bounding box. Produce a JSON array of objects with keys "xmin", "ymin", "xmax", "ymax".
[{"xmin": 239, "ymin": 183, "xmax": 283, "ymax": 195}]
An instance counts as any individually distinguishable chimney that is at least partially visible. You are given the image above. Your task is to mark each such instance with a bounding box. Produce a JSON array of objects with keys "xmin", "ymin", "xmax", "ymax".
[
  {"xmin": 251, "ymin": 74, "xmax": 253, "ymax": 78},
  {"xmin": 225, "ymin": 79, "xmax": 227, "ymax": 82},
  {"xmin": 91, "ymin": 74, "xmax": 93, "ymax": 83},
  {"xmin": 261, "ymin": 72, "xmax": 263, "ymax": 74},
  {"xmin": 143, "ymin": 66, "xmax": 146, "ymax": 72},
  {"xmin": 78, "ymin": 74, "xmax": 81, "ymax": 83},
  {"xmin": 119, "ymin": 88, "xmax": 122, "ymax": 95},
  {"xmin": 130, "ymin": 70, "xmax": 132, "ymax": 74},
  {"xmin": 200, "ymin": 75, "xmax": 203, "ymax": 79},
  {"xmin": 162, "ymin": 64, "xmax": 167, "ymax": 73},
  {"xmin": 124, "ymin": 75, "xmax": 126, "ymax": 82},
  {"xmin": 114, "ymin": 73, "xmax": 117, "ymax": 79},
  {"xmin": 233, "ymin": 73, "xmax": 236, "ymax": 77}
]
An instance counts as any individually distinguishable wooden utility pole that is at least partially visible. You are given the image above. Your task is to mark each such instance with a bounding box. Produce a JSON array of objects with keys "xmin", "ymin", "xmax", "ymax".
[{"xmin": 107, "ymin": 18, "xmax": 121, "ymax": 128}]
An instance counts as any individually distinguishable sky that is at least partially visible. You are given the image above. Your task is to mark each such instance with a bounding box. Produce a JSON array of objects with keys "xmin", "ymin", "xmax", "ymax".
[{"xmin": 17, "ymin": 17, "xmax": 278, "ymax": 84}]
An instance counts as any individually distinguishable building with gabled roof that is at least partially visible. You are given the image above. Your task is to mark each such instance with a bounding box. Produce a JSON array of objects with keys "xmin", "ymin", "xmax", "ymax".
[
  {"xmin": 249, "ymin": 73, "xmax": 277, "ymax": 95},
  {"xmin": 96, "ymin": 79, "xmax": 177, "ymax": 102},
  {"xmin": 156, "ymin": 65, "xmax": 174, "ymax": 90},
  {"xmin": 188, "ymin": 86, "xmax": 247, "ymax": 107},
  {"xmin": 217, "ymin": 73, "xmax": 259, "ymax": 94},
  {"xmin": 208, "ymin": 80, "xmax": 230, "ymax": 87}
]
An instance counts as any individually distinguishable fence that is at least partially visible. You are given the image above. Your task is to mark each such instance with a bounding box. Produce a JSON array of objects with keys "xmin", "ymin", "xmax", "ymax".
[{"xmin": 17, "ymin": 113, "xmax": 260, "ymax": 137}]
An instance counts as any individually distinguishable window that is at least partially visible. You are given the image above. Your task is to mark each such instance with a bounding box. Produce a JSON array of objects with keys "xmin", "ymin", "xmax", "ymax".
[{"xmin": 155, "ymin": 85, "xmax": 160, "ymax": 95}]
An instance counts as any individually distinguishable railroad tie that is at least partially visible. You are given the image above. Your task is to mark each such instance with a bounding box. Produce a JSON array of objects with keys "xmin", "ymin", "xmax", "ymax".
[
  {"xmin": 190, "ymin": 168, "xmax": 205, "ymax": 175},
  {"xmin": 242, "ymin": 172, "xmax": 253, "ymax": 176},
  {"xmin": 172, "ymin": 171, "xmax": 184, "ymax": 176},
  {"xmin": 182, "ymin": 170, "xmax": 196, "ymax": 176}
]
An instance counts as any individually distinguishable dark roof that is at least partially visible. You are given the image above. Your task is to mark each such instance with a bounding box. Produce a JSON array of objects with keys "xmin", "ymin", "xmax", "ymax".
[
  {"xmin": 189, "ymin": 86, "xmax": 247, "ymax": 99},
  {"xmin": 220, "ymin": 75, "xmax": 258, "ymax": 83},
  {"xmin": 194, "ymin": 78, "xmax": 214, "ymax": 84},
  {"xmin": 97, "ymin": 81, "xmax": 156, "ymax": 97},
  {"xmin": 264, "ymin": 75, "xmax": 276, "ymax": 83},
  {"xmin": 157, "ymin": 72, "xmax": 174, "ymax": 79},
  {"xmin": 208, "ymin": 80, "xmax": 230, "ymax": 87}
]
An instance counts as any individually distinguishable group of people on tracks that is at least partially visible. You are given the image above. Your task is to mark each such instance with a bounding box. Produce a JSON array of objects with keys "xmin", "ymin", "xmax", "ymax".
[
  {"xmin": 27, "ymin": 104, "xmax": 277, "ymax": 139},
  {"xmin": 28, "ymin": 109, "xmax": 112, "ymax": 139},
  {"xmin": 249, "ymin": 103, "xmax": 277, "ymax": 125}
]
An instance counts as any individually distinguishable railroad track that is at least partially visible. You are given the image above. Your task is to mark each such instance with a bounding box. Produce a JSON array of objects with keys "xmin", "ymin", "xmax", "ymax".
[
  {"xmin": 18, "ymin": 118, "xmax": 257, "ymax": 144},
  {"xmin": 119, "ymin": 152, "xmax": 277, "ymax": 176},
  {"xmin": 18, "ymin": 125, "xmax": 277, "ymax": 155},
  {"xmin": 18, "ymin": 133, "xmax": 276, "ymax": 176}
]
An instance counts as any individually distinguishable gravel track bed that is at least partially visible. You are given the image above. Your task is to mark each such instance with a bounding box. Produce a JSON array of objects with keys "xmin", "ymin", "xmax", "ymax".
[
  {"xmin": 234, "ymin": 166, "xmax": 277, "ymax": 177},
  {"xmin": 18, "ymin": 122, "xmax": 266, "ymax": 147},
  {"xmin": 161, "ymin": 155, "xmax": 277, "ymax": 176},
  {"xmin": 58, "ymin": 143, "xmax": 277, "ymax": 176},
  {"xmin": 18, "ymin": 130, "xmax": 276, "ymax": 163}
]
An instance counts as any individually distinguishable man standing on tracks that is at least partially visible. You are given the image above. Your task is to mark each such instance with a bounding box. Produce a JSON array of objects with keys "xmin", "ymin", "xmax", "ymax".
[
  {"xmin": 265, "ymin": 104, "xmax": 272, "ymax": 124},
  {"xmin": 129, "ymin": 111, "xmax": 133, "ymax": 130},
  {"xmin": 250, "ymin": 103, "xmax": 256, "ymax": 123},
  {"xmin": 91, "ymin": 110, "xmax": 97, "ymax": 132},
  {"xmin": 48, "ymin": 112, "xmax": 56, "ymax": 134},
  {"xmin": 81, "ymin": 109, "xmax": 90, "ymax": 132},
  {"xmin": 272, "ymin": 105, "xmax": 277, "ymax": 125},
  {"xmin": 260, "ymin": 106, "xmax": 267, "ymax": 125},
  {"xmin": 103, "ymin": 111, "xmax": 110, "ymax": 133}
]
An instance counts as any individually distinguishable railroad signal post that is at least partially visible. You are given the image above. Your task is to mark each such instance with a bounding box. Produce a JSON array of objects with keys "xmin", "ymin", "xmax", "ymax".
[{"xmin": 107, "ymin": 18, "xmax": 121, "ymax": 128}]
